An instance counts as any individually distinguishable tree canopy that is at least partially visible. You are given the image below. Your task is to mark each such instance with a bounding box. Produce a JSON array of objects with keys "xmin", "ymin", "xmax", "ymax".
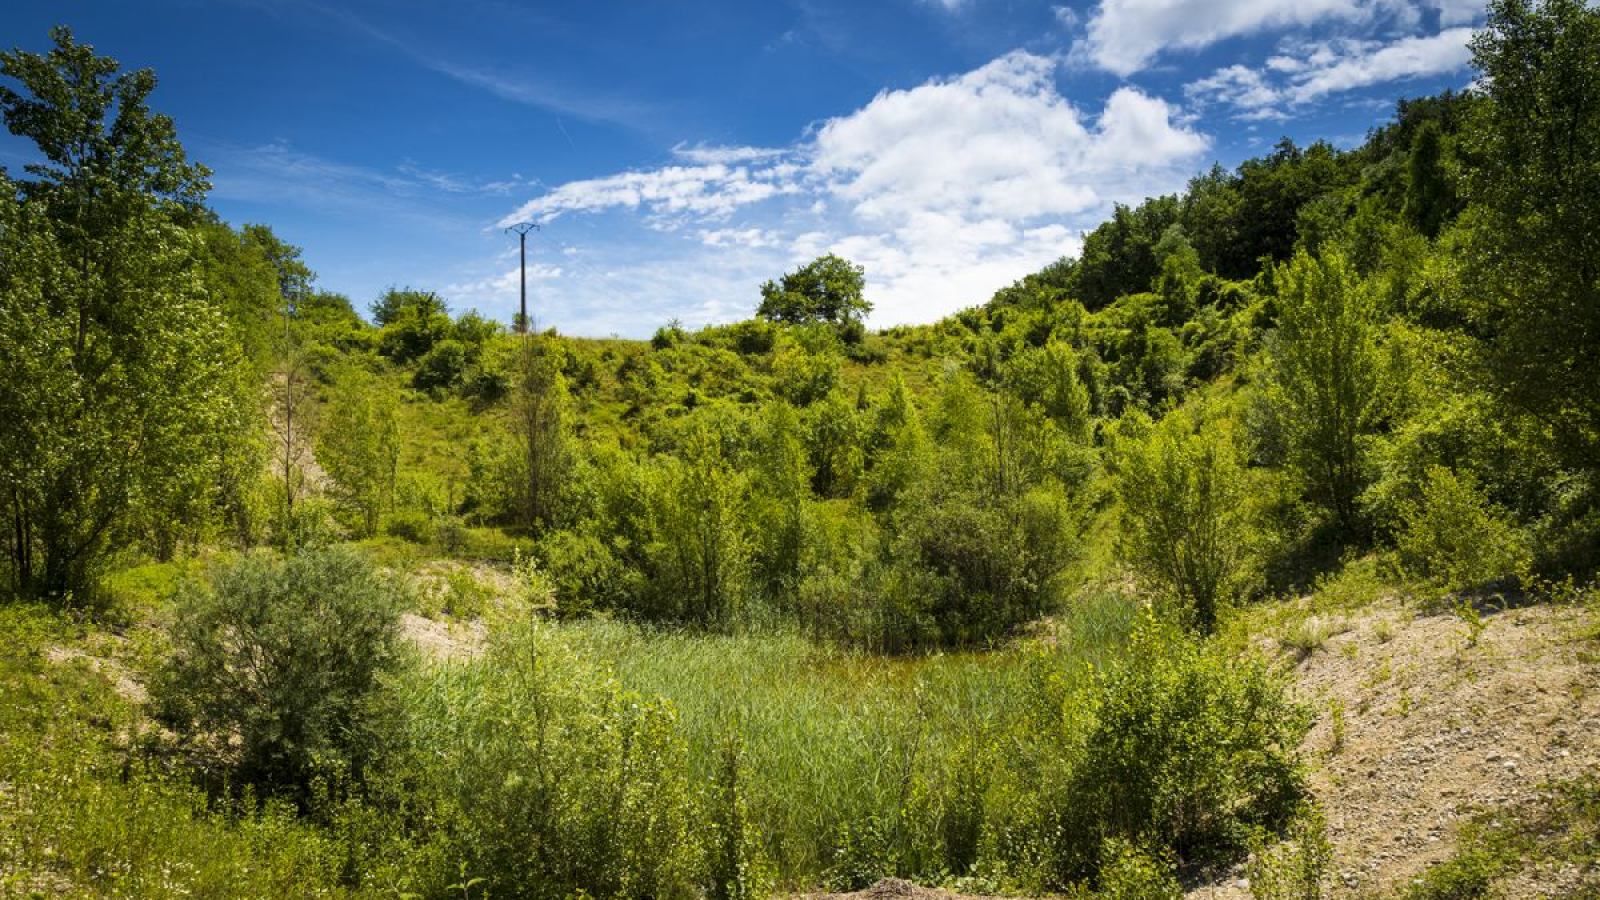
[{"xmin": 756, "ymin": 254, "xmax": 870, "ymax": 326}]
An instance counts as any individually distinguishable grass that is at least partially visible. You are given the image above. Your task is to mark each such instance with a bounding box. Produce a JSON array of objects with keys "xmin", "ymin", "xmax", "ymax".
[{"xmin": 543, "ymin": 587, "xmax": 1138, "ymax": 886}]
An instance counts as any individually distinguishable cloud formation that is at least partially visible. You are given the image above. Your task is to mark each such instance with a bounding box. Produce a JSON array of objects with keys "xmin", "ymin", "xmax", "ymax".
[
  {"xmin": 1080, "ymin": 0, "xmax": 1379, "ymax": 76},
  {"xmin": 499, "ymin": 162, "xmax": 803, "ymax": 227},
  {"xmin": 1186, "ymin": 26, "xmax": 1476, "ymax": 117},
  {"xmin": 495, "ymin": 51, "xmax": 1209, "ymax": 329}
]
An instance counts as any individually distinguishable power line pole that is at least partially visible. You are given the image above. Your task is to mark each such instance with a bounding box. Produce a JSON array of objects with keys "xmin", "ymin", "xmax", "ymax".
[{"xmin": 506, "ymin": 222, "xmax": 540, "ymax": 334}]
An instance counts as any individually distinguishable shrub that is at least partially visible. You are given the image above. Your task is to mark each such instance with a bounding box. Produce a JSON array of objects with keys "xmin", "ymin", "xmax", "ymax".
[
  {"xmin": 1010, "ymin": 615, "xmax": 1308, "ymax": 887},
  {"xmin": 386, "ymin": 509, "xmax": 436, "ymax": 544},
  {"xmin": 412, "ymin": 338, "xmax": 470, "ymax": 392},
  {"xmin": 1113, "ymin": 408, "xmax": 1255, "ymax": 632},
  {"xmin": 536, "ymin": 528, "xmax": 624, "ymax": 617},
  {"xmin": 1247, "ymin": 803, "xmax": 1332, "ymax": 900},
  {"xmin": 1395, "ymin": 466, "xmax": 1528, "ymax": 592},
  {"xmin": 1096, "ymin": 839, "xmax": 1182, "ymax": 900},
  {"xmin": 886, "ymin": 485, "xmax": 1074, "ymax": 649},
  {"xmin": 151, "ymin": 548, "xmax": 409, "ymax": 801}
]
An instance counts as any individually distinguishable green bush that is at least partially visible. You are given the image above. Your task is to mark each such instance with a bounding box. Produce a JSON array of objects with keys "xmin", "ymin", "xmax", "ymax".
[
  {"xmin": 536, "ymin": 527, "xmax": 624, "ymax": 617},
  {"xmin": 1247, "ymin": 803, "xmax": 1331, "ymax": 900},
  {"xmin": 1395, "ymin": 466, "xmax": 1528, "ymax": 592},
  {"xmin": 401, "ymin": 620, "xmax": 698, "ymax": 900},
  {"xmin": 151, "ymin": 548, "xmax": 409, "ymax": 801},
  {"xmin": 412, "ymin": 338, "xmax": 470, "ymax": 392},
  {"xmin": 386, "ymin": 508, "xmax": 437, "ymax": 544},
  {"xmin": 1007, "ymin": 615, "xmax": 1308, "ymax": 887},
  {"xmin": 1096, "ymin": 838, "xmax": 1182, "ymax": 900},
  {"xmin": 1113, "ymin": 407, "xmax": 1255, "ymax": 632}
]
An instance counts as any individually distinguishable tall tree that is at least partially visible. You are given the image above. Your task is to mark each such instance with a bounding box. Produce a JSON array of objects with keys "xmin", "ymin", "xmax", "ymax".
[
  {"xmin": 0, "ymin": 29, "xmax": 243, "ymax": 598},
  {"xmin": 1463, "ymin": 0, "xmax": 1600, "ymax": 472}
]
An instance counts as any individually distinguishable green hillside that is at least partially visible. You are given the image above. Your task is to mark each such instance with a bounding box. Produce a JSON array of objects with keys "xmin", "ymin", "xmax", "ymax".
[{"xmin": 3, "ymin": 3, "xmax": 1599, "ymax": 898}]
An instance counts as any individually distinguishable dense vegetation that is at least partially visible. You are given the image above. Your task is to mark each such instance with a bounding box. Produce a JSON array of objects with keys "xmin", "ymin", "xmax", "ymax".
[{"xmin": 2, "ymin": 1, "xmax": 1599, "ymax": 897}]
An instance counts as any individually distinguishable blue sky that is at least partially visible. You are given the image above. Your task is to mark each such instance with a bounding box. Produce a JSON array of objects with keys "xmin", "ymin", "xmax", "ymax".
[{"xmin": 3, "ymin": 0, "xmax": 1484, "ymax": 337}]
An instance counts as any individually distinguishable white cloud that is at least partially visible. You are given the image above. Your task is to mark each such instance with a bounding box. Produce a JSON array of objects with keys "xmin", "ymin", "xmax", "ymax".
[
  {"xmin": 1430, "ymin": 0, "xmax": 1485, "ymax": 26},
  {"xmin": 813, "ymin": 53, "xmax": 1205, "ymax": 223},
  {"xmin": 1186, "ymin": 26, "xmax": 1476, "ymax": 116},
  {"xmin": 696, "ymin": 227, "xmax": 784, "ymax": 249},
  {"xmin": 1285, "ymin": 27, "xmax": 1474, "ymax": 102},
  {"xmin": 1184, "ymin": 64, "xmax": 1286, "ymax": 116},
  {"xmin": 806, "ymin": 51, "xmax": 1205, "ymax": 324},
  {"xmin": 497, "ymin": 51, "xmax": 1209, "ymax": 333},
  {"xmin": 671, "ymin": 143, "xmax": 788, "ymax": 165},
  {"xmin": 499, "ymin": 163, "xmax": 801, "ymax": 227},
  {"xmin": 1081, "ymin": 0, "xmax": 1376, "ymax": 76}
]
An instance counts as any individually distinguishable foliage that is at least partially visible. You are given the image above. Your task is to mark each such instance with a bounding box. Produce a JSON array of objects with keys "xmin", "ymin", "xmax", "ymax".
[
  {"xmin": 402, "ymin": 620, "xmax": 698, "ymax": 900},
  {"xmin": 1260, "ymin": 249, "xmax": 1385, "ymax": 532},
  {"xmin": 1095, "ymin": 839, "xmax": 1182, "ymax": 900},
  {"xmin": 316, "ymin": 371, "xmax": 400, "ymax": 536},
  {"xmin": 1247, "ymin": 803, "xmax": 1331, "ymax": 900},
  {"xmin": 1006, "ymin": 616, "xmax": 1308, "ymax": 887},
  {"xmin": 757, "ymin": 254, "xmax": 871, "ymax": 328},
  {"xmin": 505, "ymin": 335, "xmax": 575, "ymax": 532},
  {"xmin": 1113, "ymin": 408, "xmax": 1255, "ymax": 632},
  {"xmin": 1394, "ymin": 466, "xmax": 1528, "ymax": 592},
  {"xmin": 151, "ymin": 548, "xmax": 409, "ymax": 800},
  {"xmin": 0, "ymin": 30, "xmax": 253, "ymax": 600},
  {"xmin": 1463, "ymin": 0, "xmax": 1600, "ymax": 473}
]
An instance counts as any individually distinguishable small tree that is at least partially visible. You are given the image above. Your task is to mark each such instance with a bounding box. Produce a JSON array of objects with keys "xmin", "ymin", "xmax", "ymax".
[
  {"xmin": 1114, "ymin": 408, "xmax": 1253, "ymax": 632},
  {"xmin": 1262, "ymin": 249, "xmax": 1383, "ymax": 533},
  {"xmin": 757, "ymin": 254, "xmax": 870, "ymax": 327},
  {"xmin": 152, "ymin": 548, "xmax": 408, "ymax": 800},
  {"xmin": 315, "ymin": 373, "xmax": 400, "ymax": 537},
  {"xmin": 507, "ymin": 335, "xmax": 573, "ymax": 533}
]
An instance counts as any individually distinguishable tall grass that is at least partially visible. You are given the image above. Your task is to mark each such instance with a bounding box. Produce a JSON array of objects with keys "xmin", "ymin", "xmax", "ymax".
[{"xmin": 549, "ymin": 588, "xmax": 1137, "ymax": 886}]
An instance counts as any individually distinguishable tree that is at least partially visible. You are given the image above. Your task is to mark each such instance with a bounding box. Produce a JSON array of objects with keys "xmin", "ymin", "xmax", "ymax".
[
  {"xmin": 375, "ymin": 288, "xmax": 451, "ymax": 362},
  {"xmin": 1463, "ymin": 0, "xmax": 1600, "ymax": 473},
  {"xmin": 316, "ymin": 373, "xmax": 400, "ymax": 537},
  {"xmin": 1262, "ymin": 249, "xmax": 1384, "ymax": 532},
  {"xmin": 1113, "ymin": 409, "xmax": 1253, "ymax": 633},
  {"xmin": 1071, "ymin": 196, "xmax": 1181, "ymax": 310},
  {"xmin": 757, "ymin": 254, "xmax": 870, "ymax": 327},
  {"xmin": 507, "ymin": 336, "xmax": 573, "ymax": 533},
  {"xmin": 1403, "ymin": 119, "xmax": 1454, "ymax": 239},
  {"xmin": 0, "ymin": 29, "xmax": 245, "ymax": 599}
]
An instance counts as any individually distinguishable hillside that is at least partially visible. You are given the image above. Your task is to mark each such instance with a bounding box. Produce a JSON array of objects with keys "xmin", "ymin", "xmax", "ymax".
[{"xmin": 5, "ymin": 3, "xmax": 1600, "ymax": 899}]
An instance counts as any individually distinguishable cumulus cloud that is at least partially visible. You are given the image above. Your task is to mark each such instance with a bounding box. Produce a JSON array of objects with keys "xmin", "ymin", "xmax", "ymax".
[
  {"xmin": 1186, "ymin": 26, "xmax": 1476, "ymax": 116},
  {"xmin": 498, "ymin": 51, "xmax": 1209, "ymax": 331},
  {"xmin": 1285, "ymin": 27, "xmax": 1475, "ymax": 102},
  {"xmin": 813, "ymin": 52, "xmax": 1206, "ymax": 222},
  {"xmin": 806, "ymin": 51, "xmax": 1205, "ymax": 323}
]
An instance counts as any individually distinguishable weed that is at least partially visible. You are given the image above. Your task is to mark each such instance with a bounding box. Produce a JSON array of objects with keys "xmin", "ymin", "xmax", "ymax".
[{"xmin": 1326, "ymin": 699, "xmax": 1346, "ymax": 755}]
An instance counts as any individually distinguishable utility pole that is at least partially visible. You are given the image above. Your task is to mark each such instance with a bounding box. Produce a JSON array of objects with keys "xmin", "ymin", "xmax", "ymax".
[{"xmin": 506, "ymin": 222, "xmax": 540, "ymax": 334}]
